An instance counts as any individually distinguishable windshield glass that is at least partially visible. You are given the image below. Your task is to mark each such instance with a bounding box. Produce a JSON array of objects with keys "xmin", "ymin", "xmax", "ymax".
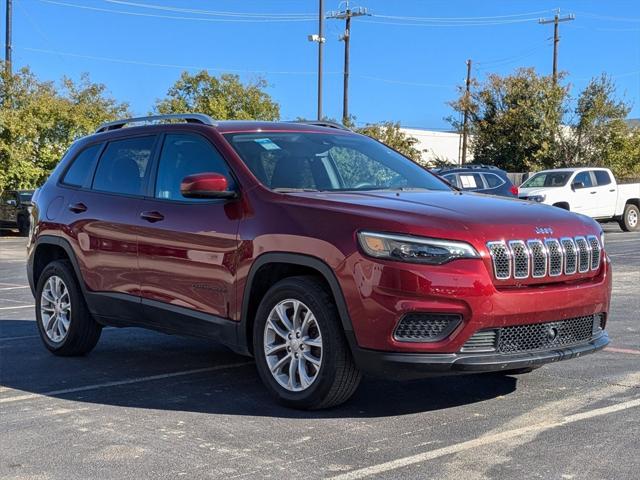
[
  {"xmin": 18, "ymin": 192, "xmax": 33, "ymax": 202},
  {"xmin": 223, "ymin": 132, "xmax": 451, "ymax": 192},
  {"xmin": 521, "ymin": 171, "xmax": 571, "ymax": 188}
]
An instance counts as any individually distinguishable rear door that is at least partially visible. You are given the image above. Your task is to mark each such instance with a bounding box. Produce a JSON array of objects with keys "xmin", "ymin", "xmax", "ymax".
[
  {"xmin": 591, "ymin": 170, "xmax": 617, "ymax": 218},
  {"xmin": 137, "ymin": 131, "xmax": 241, "ymax": 330},
  {"xmin": 64, "ymin": 135, "xmax": 158, "ymax": 320},
  {"xmin": 570, "ymin": 170, "xmax": 598, "ymax": 216}
]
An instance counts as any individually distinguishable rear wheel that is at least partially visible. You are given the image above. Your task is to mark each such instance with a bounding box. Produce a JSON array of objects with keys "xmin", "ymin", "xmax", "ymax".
[
  {"xmin": 253, "ymin": 276, "xmax": 361, "ymax": 409},
  {"xmin": 35, "ymin": 260, "xmax": 102, "ymax": 356},
  {"xmin": 619, "ymin": 204, "xmax": 639, "ymax": 232}
]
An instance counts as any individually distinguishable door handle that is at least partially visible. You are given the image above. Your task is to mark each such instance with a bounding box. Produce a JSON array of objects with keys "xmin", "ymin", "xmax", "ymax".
[
  {"xmin": 68, "ymin": 202, "xmax": 87, "ymax": 213},
  {"xmin": 140, "ymin": 211, "xmax": 164, "ymax": 223}
]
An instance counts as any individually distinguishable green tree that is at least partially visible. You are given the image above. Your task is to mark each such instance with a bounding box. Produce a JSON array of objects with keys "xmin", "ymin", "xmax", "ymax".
[
  {"xmin": 154, "ymin": 71, "xmax": 280, "ymax": 120},
  {"xmin": 355, "ymin": 121, "xmax": 424, "ymax": 163},
  {"xmin": 448, "ymin": 68, "xmax": 567, "ymax": 172},
  {"xmin": 0, "ymin": 65, "xmax": 129, "ymax": 191}
]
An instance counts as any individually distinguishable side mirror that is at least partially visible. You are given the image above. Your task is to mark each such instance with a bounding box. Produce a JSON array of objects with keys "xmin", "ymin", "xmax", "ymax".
[
  {"xmin": 180, "ymin": 172, "xmax": 237, "ymax": 199},
  {"xmin": 6, "ymin": 199, "xmax": 17, "ymax": 207},
  {"xmin": 571, "ymin": 181, "xmax": 585, "ymax": 191}
]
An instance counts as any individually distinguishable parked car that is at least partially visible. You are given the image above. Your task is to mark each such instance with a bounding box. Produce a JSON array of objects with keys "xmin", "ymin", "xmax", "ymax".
[
  {"xmin": 28, "ymin": 114, "xmax": 611, "ymax": 409},
  {"xmin": 0, "ymin": 189, "xmax": 34, "ymax": 236},
  {"xmin": 519, "ymin": 167, "xmax": 640, "ymax": 231},
  {"xmin": 437, "ymin": 165, "xmax": 519, "ymax": 197}
]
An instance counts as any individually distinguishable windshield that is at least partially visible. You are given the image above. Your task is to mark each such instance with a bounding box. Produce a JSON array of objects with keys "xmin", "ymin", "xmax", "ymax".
[
  {"xmin": 223, "ymin": 132, "xmax": 451, "ymax": 192},
  {"xmin": 521, "ymin": 171, "xmax": 571, "ymax": 188},
  {"xmin": 18, "ymin": 192, "xmax": 33, "ymax": 202}
]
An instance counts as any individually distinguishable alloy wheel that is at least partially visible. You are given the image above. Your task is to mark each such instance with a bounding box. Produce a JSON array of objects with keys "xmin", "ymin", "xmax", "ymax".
[{"xmin": 40, "ymin": 275, "xmax": 71, "ymax": 343}]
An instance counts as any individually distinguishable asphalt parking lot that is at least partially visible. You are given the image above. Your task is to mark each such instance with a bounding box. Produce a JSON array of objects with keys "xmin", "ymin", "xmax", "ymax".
[{"xmin": 1, "ymin": 224, "xmax": 639, "ymax": 480}]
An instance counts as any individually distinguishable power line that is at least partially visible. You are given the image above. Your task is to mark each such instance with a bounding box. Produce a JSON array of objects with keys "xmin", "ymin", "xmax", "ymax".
[
  {"xmin": 359, "ymin": 17, "xmax": 543, "ymax": 27},
  {"xmin": 373, "ymin": 10, "xmax": 550, "ymax": 22}
]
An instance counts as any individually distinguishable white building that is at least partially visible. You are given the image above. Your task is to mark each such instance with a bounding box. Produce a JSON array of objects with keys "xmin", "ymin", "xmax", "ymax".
[{"xmin": 400, "ymin": 128, "xmax": 472, "ymax": 166}]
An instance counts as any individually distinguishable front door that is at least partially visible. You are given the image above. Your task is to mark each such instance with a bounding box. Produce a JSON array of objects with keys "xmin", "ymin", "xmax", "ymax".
[{"xmin": 137, "ymin": 132, "xmax": 241, "ymax": 327}]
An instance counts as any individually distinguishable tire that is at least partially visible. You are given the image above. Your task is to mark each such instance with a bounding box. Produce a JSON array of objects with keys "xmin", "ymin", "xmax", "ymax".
[
  {"xmin": 618, "ymin": 203, "xmax": 639, "ymax": 232},
  {"xmin": 253, "ymin": 276, "xmax": 362, "ymax": 410},
  {"xmin": 35, "ymin": 259, "xmax": 102, "ymax": 356},
  {"xmin": 17, "ymin": 215, "xmax": 29, "ymax": 237}
]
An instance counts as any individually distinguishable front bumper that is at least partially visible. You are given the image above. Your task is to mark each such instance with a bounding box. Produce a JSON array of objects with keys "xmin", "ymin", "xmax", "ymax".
[{"xmin": 350, "ymin": 331, "xmax": 609, "ymax": 380}]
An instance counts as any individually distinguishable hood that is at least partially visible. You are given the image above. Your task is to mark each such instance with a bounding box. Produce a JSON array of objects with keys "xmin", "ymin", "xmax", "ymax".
[{"xmin": 282, "ymin": 190, "xmax": 600, "ymax": 241}]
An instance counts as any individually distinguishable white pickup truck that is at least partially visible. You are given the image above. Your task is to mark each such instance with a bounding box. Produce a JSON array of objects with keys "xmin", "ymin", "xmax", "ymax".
[{"xmin": 519, "ymin": 167, "xmax": 640, "ymax": 231}]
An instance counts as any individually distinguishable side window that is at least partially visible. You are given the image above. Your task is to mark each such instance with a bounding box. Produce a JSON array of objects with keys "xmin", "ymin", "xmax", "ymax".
[
  {"xmin": 573, "ymin": 171, "xmax": 593, "ymax": 189},
  {"xmin": 483, "ymin": 173, "xmax": 505, "ymax": 188},
  {"xmin": 442, "ymin": 174, "xmax": 459, "ymax": 188},
  {"xmin": 62, "ymin": 144, "xmax": 102, "ymax": 187},
  {"xmin": 458, "ymin": 173, "xmax": 484, "ymax": 190},
  {"xmin": 594, "ymin": 170, "xmax": 612, "ymax": 186},
  {"xmin": 155, "ymin": 134, "xmax": 236, "ymax": 201},
  {"xmin": 92, "ymin": 136, "xmax": 155, "ymax": 196}
]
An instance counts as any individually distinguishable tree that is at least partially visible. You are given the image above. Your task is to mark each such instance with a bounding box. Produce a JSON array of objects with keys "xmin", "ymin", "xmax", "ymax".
[
  {"xmin": 155, "ymin": 71, "xmax": 280, "ymax": 121},
  {"xmin": 0, "ymin": 65, "xmax": 129, "ymax": 191},
  {"xmin": 448, "ymin": 68, "xmax": 567, "ymax": 172},
  {"xmin": 355, "ymin": 121, "xmax": 424, "ymax": 164}
]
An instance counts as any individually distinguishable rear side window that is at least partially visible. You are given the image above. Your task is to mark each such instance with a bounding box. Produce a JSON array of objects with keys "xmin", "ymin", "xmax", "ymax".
[
  {"xmin": 62, "ymin": 144, "xmax": 101, "ymax": 187},
  {"xmin": 155, "ymin": 134, "xmax": 235, "ymax": 201},
  {"xmin": 594, "ymin": 170, "xmax": 612, "ymax": 186},
  {"xmin": 457, "ymin": 173, "xmax": 484, "ymax": 190},
  {"xmin": 92, "ymin": 136, "xmax": 155, "ymax": 196},
  {"xmin": 483, "ymin": 173, "xmax": 505, "ymax": 188}
]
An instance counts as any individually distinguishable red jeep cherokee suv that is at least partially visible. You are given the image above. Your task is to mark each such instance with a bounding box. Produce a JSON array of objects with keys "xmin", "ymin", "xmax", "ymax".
[{"xmin": 27, "ymin": 114, "xmax": 611, "ymax": 409}]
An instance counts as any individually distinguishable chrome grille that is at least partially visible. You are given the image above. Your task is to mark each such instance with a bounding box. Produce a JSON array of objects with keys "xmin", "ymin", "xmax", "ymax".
[
  {"xmin": 561, "ymin": 237, "xmax": 577, "ymax": 275},
  {"xmin": 527, "ymin": 240, "xmax": 547, "ymax": 278},
  {"xmin": 545, "ymin": 239, "xmax": 563, "ymax": 276},
  {"xmin": 487, "ymin": 241, "xmax": 511, "ymax": 280},
  {"xmin": 575, "ymin": 236, "xmax": 591, "ymax": 273},
  {"xmin": 588, "ymin": 235, "xmax": 601, "ymax": 270},
  {"xmin": 509, "ymin": 241, "xmax": 529, "ymax": 279},
  {"xmin": 487, "ymin": 235, "xmax": 602, "ymax": 281}
]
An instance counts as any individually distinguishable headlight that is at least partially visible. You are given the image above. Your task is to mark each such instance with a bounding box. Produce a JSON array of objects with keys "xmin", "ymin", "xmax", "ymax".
[
  {"xmin": 357, "ymin": 231, "xmax": 479, "ymax": 265},
  {"xmin": 528, "ymin": 195, "xmax": 546, "ymax": 203}
]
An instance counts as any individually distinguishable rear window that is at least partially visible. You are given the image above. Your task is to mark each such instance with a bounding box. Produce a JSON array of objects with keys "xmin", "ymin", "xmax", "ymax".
[
  {"xmin": 594, "ymin": 170, "xmax": 612, "ymax": 186},
  {"xmin": 92, "ymin": 136, "xmax": 155, "ymax": 196},
  {"xmin": 483, "ymin": 173, "xmax": 505, "ymax": 188},
  {"xmin": 62, "ymin": 144, "xmax": 102, "ymax": 187}
]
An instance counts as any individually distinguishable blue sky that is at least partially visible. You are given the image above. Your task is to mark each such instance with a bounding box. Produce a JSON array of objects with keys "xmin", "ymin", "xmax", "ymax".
[{"xmin": 5, "ymin": 0, "xmax": 640, "ymax": 129}]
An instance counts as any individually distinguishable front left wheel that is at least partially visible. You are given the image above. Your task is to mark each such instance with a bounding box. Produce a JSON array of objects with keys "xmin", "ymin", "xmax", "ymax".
[
  {"xmin": 253, "ymin": 276, "xmax": 361, "ymax": 410},
  {"xmin": 35, "ymin": 260, "xmax": 102, "ymax": 356}
]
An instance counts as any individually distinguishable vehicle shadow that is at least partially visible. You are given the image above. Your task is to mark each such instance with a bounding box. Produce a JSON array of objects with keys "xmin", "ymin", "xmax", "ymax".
[{"xmin": 0, "ymin": 320, "xmax": 517, "ymax": 419}]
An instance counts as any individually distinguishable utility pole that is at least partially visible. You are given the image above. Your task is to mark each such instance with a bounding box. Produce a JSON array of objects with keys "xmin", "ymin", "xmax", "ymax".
[
  {"xmin": 461, "ymin": 59, "xmax": 472, "ymax": 165},
  {"xmin": 539, "ymin": 10, "xmax": 575, "ymax": 85},
  {"xmin": 5, "ymin": 0, "xmax": 12, "ymax": 75},
  {"xmin": 328, "ymin": 2, "xmax": 370, "ymax": 125},
  {"xmin": 308, "ymin": 1, "xmax": 326, "ymax": 120}
]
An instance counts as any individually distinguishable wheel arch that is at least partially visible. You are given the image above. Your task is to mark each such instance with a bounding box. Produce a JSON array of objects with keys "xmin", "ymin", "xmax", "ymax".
[
  {"xmin": 553, "ymin": 201, "xmax": 571, "ymax": 211},
  {"xmin": 29, "ymin": 236, "xmax": 86, "ymax": 296},
  {"xmin": 239, "ymin": 253, "xmax": 355, "ymax": 356}
]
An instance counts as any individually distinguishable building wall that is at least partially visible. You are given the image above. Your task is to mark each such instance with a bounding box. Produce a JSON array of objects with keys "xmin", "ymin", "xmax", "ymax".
[{"xmin": 400, "ymin": 128, "xmax": 473, "ymax": 166}]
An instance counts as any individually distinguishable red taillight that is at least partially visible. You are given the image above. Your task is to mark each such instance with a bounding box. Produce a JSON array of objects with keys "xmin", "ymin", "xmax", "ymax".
[{"xmin": 510, "ymin": 185, "xmax": 519, "ymax": 196}]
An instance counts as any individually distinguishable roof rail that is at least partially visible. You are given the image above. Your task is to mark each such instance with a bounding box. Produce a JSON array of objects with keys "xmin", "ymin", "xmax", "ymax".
[
  {"xmin": 95, "ymin": 113, "xmax": 215, "ymax": 133},
  {"xmin": 293, "ymin": 120, "xmax": 351, "ymax": 131}
]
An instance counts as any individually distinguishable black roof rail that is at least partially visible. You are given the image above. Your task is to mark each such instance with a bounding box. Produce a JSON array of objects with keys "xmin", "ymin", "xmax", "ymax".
[
  {"xmin": 293, "ymin": 120, "xmax": 351, "ymax": 131},
  {"xmin": 95, "ymin": 113, "xmax": 216, "ymax": 133}
]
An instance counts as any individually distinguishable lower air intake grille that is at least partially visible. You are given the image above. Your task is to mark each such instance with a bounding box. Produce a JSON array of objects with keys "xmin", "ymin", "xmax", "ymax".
[
  {"xmin": 461, "ymin": 315, "xmax": 600, "ymax": 354},
  {"xmin": 393, "ymin": 313, "xmax": 461, "ymax": 342}
]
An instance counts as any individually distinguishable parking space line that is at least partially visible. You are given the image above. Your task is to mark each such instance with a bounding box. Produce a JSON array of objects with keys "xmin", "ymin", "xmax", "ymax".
[
  {"xmin": 330, "ymin": 398, "xmax": 640, "ymax": 480},
  {"xmin": 0, "ymin": 285, "xmax": 30, "ymax": 291},
  {"xmin": 0, "ymin": 335, "xmax": 40, "ymax": 341},
  {"xmin": 0, "ymin": 361, "xmax": 253, "ymax": 404},
  {"xmin": 0, "ymin": 304, "xmax": 34, "ymax": 310},
  {"xmin": 605, "ymin": 347, "xmax": 640, "ymax": 355}
]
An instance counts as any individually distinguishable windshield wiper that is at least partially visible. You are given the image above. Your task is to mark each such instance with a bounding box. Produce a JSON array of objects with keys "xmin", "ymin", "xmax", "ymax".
[{"xmin": 272, "ymin": 188, "xmax": 320, "ymax": 193}]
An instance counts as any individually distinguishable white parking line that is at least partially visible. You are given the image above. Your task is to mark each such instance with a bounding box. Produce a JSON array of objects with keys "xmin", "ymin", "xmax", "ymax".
[
  {"xmin": 0, "ymin": 285, "xmax": 30, "ymax": 291},
  {"xmin": 330, "ymin": 398, "xmax": 640, "ymax": 480},
  {"xmin": 0, "ymin": 304, "xmax": 34, "ymax": 310},
  {"xmin": 0, "ymin": 361, "xmax": 253, "ymax": 404},
  {"xmin": 0, "ymin": 335, "xmax": 40, "ymax": 341}
]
